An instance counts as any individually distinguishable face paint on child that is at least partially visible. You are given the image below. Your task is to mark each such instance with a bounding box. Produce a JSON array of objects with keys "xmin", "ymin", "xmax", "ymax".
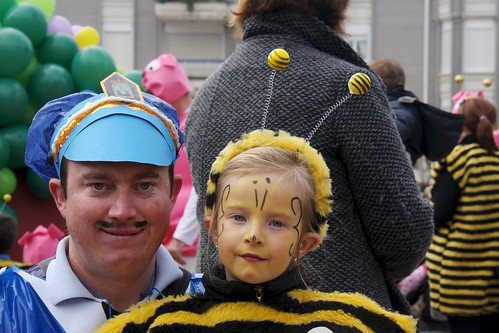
[{"xmin": 216, "ymin": 171, "xmax": 305, "ymax": 284}]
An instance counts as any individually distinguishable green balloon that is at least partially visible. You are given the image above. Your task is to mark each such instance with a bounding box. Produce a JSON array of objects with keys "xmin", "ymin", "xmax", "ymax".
[
  {"xmin": 0, "ymin": 27, "xmax": 33, "ymax": 77},
  {"xmin": 124, "ymin": 70, "xmax": 145, "ymax": 91},
  {"xmin": 71, "ymin": 46, "xmax": 117, "ymax": 93},
  {"xmin": 3, "ymin": 3, "xmax": 47, "ymax": 47},
  {"xmin": 0, "ymin": 167, "xmax": 17, "ymax": 196},
  {"xmin": 28, "ymin": 63, "xmax": 75, "ymax": 106},
  {"xmin": 37, "ymin": 33, "xmax": 78, "ymax": 70},
  {"xmin": 0, "ymin": 78, "xmax": 28, "ymax": 126},
  {"xmin": 19, "ymin": 99, "xmax": 39, "ymax": 126},
  {"xmin": 0, "ymin": 0, "xmax": 15, "ymax": 23},
  {"xmin": 0, "ymin": 135, "xmax": 11, "ymax": 169},
  {"xmin": 12, "ymin": 55, "xmax": 38, "ymax": 87},
  {"xmin": 26, "ymin": 168, "xmax": 50, "ymax": 198},
  {"xmin": 1, "ymin": 203, "xmax": 19, "ymax": 228},
  {"xmin": 0, "ymin": 124, "xmax": 28, "ymax": 170}
]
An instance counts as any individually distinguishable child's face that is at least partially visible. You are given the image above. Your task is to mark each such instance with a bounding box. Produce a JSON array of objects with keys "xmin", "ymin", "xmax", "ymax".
[{"xmin": 212, "ymin": 171, "xmax": 320, "ymax": 284}]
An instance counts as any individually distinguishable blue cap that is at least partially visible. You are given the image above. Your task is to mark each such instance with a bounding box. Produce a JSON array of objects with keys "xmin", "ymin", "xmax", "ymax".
[{"xmin": 25, "ymin": 91, "xmax": 184, "ymax": 182}]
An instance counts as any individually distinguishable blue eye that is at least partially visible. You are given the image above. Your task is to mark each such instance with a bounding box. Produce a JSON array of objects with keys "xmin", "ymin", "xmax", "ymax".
[
  {"xmin": 139, "ymin": 183, "xmax": 152, "ymax": 191},
  {"xmin": 91, "ymin": 183, "xmax": 105, "ymax": 190},
  {"xmin": 233, "ymin": 215, "xmax": 246, "ymax": 222},
  {"xmin": 270, "ymin": 220, "xmax": 285, "ymax": 228}
]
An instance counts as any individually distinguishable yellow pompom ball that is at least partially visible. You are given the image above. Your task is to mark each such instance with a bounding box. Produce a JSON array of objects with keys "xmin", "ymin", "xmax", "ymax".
[
  {"xmin": 348, "ymin": 72, "xmax": 371, "ymax": 95},
  {"xmin": 268, "ymin": 49, "xmax": 290, "ymax": 71},
  {"xmin": 483, "ymin": 78, "xmax": 493, "ymax": 87},
  {"xmin": 3, "ymin": 194, "xmax": 12, "ymax": 203},
  {"xmin": 454, "ymin": 74, "xmax": 464, "ymax": 84}
]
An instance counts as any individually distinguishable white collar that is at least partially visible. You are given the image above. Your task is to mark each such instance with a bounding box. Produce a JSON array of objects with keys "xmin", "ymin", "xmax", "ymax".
[{"xmin": 47, "ymin": 236, "xmax": 183, "ymax": 306}]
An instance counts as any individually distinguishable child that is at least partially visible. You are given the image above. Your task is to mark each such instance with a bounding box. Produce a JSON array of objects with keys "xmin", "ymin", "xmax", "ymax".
[{"xmin": 96, "ymin": 130, "xmax": 417, "ymax": 333}]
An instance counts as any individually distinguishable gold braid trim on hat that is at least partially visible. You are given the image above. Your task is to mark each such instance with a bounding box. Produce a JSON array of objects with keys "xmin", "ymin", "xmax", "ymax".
[
  {"xmin": 50, "ymin": 96, "xmax": 181, "ymax": 163},
  {"xmin": 205, "ymin": 129, "xmax": 332, "ymax": 241}
]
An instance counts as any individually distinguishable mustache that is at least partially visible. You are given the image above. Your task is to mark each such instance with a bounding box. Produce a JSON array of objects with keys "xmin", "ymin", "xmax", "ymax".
[{"xmin": 98, "ymin": 220, "xmax": 148, "ymax": 228}]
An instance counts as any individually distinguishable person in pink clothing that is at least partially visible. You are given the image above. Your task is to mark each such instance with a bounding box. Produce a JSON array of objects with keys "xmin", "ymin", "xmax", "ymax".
[{"xmin": 142, "ymin": 53, "xmax": 200, "ymax": 271}]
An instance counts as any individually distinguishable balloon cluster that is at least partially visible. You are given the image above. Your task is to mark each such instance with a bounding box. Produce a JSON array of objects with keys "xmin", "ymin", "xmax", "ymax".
[{"xmin": 0, "ymin": 0, "xmax": 120, "ymax": 217}]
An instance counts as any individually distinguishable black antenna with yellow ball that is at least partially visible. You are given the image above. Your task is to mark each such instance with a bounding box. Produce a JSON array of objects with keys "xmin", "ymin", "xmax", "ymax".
[
  {"xmin": 261, "ymin": 49, "xmax": 290, "ymax": 129},
  {"xmin": 262, "ymin": 48, "xmax": 372, "ymax": 141},
  {"xmin": 307, "ymin": 72, "xmax": 371, "ymax": 141}
]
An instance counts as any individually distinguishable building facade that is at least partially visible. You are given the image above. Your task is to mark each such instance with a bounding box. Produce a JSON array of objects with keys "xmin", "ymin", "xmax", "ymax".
[{"xmin": 54, "ymin": 0, "xmax": 498, "ymax": 109}]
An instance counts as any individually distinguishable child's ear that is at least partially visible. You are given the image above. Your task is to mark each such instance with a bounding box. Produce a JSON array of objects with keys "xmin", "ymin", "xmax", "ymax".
[
  {"xmin": 297, "ymin": 232, "xmax": 321, "ymax": 259},
  {"xmin": 205, "ymin": 216, "xmax": 218, "ymax": 244}
]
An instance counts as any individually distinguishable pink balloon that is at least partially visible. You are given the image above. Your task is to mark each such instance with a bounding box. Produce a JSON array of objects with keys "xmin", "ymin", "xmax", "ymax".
[
  {"xmin": 71, "ymin": 24, "xmax": 82, "ymax": 37},
  {"xmin": 47, "ymin": 15, "xmax": 73, "ymax": 36}
]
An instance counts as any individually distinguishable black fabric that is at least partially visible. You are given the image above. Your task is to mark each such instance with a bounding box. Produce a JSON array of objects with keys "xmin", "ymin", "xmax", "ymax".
[
  {"xmin": 388, "ymin": 85, "xmax": 464, "ymax": 165},
  {"xmin": 431, "ymin": 169, "xmax": 460, "ymax": 228},
  {"xmin": 200, "ymin": 266, "xmax": 305, "ymax": 303}
]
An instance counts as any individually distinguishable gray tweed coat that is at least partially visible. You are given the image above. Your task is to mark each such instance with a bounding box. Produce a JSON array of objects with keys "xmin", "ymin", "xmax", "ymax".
[{"xmin": 185, "ymin": 10, "xmax": 434, "ymax": 313}]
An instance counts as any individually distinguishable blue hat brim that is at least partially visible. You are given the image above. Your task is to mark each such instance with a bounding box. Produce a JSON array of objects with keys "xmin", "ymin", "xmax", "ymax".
[{"xmin": 61, "ymin": 110, "xmax": 176, "ymax": 169}]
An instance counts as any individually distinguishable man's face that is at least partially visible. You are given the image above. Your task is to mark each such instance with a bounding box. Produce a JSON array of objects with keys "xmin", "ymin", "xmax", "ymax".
[{"xmin": 49, "ymin": 161, "xmax": 181, "ymax": 275}]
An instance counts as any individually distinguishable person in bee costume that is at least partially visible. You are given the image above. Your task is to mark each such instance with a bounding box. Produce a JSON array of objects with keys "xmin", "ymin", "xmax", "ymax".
[
  {"xmin": 185, "ymin": 0, "xmax": 434, "ymax": 314},
  {"xmin": 426, "ymin": 97, "xmax": 499, "ymax": 333}
]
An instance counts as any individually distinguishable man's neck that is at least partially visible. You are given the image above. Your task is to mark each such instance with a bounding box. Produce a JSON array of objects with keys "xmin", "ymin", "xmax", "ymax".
[{"xmin": 68, "ymin": 248, "xmax": 155, "ymax": 312}]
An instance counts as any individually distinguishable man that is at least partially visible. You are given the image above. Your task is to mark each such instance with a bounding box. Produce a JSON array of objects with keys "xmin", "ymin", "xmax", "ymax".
[{"xmin": 0, "ymin": 73, "xmax": 194, "ymax": 332}]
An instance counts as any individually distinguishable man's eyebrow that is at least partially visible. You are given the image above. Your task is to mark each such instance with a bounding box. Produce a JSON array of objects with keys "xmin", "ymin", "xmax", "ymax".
[
  {"xmin": 81, "ymin": 172, "xmax": 160, "ymax": 181},
  {"xmin": 82, "ymin": 173, "xmax": 109, "ymax": 181},
  {"xmin": 134, "ymin": 172, "xmax": 160, "ymax": 180}
]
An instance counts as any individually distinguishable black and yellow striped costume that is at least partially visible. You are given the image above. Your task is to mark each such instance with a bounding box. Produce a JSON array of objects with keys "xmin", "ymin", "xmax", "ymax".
[
  {"xmin": 96, "ymin": 268, "xmax": 416, "ymax": 333},
  {"xmin": 426, "ymin": 140, "xmax": 499, "ymax": 316}
]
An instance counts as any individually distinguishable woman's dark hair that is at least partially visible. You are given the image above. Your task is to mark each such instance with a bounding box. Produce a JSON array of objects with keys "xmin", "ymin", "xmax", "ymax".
[
  {"xmin": 230, "ymin": 0, "xmax": 350, "ymax": 37},
  {"xmin": 460, "ymin": 98, "xmax": 498, "ymax": 154}
]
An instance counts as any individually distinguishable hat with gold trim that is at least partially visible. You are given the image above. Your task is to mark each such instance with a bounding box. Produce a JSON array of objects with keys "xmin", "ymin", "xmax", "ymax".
[{"xmin": 25, "ymin": 72, "xmax": 184, "ymax": 182}]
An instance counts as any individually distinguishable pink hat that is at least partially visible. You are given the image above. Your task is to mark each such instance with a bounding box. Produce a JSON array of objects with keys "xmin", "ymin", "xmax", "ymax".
[
  {"xmin": 452, "ymin": 90, "xmax": 484, "ymax": 114},
  {"xmin": 142, "ymin": 53, "xmax": 191, "ymax": 104},
  {"xmin": 17, "ymin": 224, "xmax": 64, "ymax": 264}
]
